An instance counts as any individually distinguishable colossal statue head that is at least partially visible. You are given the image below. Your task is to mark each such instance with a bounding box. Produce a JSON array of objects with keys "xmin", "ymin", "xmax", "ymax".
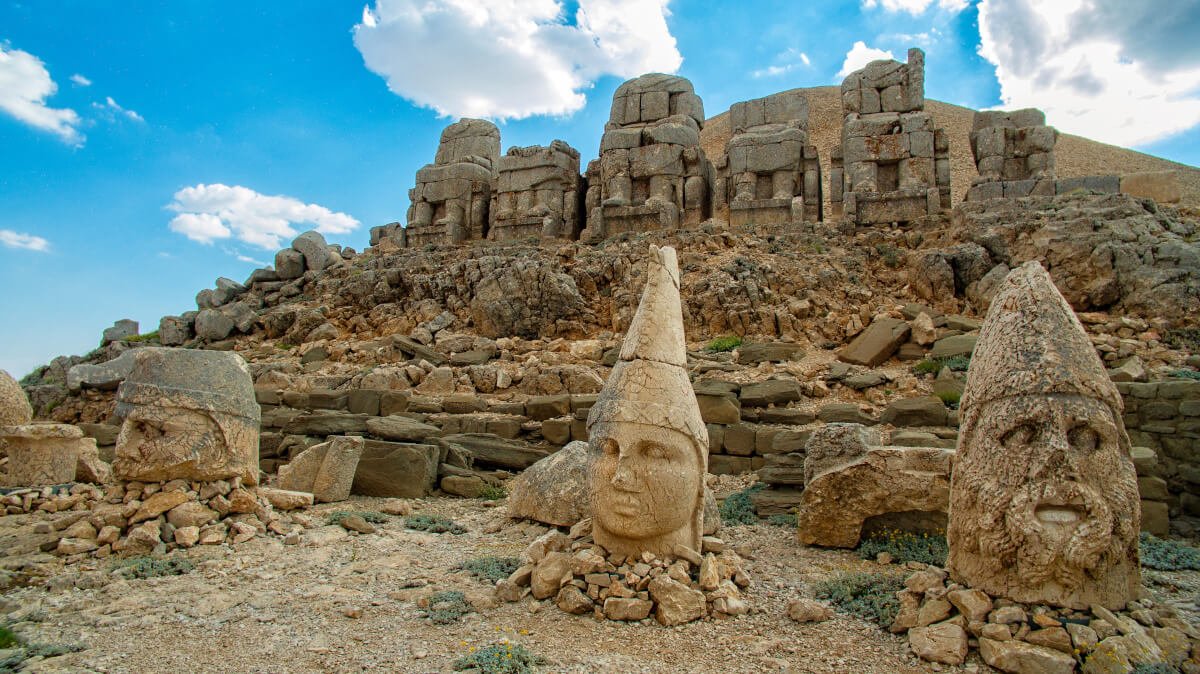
[
  {"xmin": 114, "ymin": 348, "xmax": 260, "ymax": 485},
  {"xmin": 586, "ymin": 245, "xmax": 708, "ymax": 558},
  {"xmin": 947, "ymin": 261, "xmax": 1140, "ymax": 609}
]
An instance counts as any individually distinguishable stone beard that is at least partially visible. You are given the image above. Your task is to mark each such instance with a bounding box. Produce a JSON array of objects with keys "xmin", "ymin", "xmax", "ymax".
[
  {"xmin": 948, "ymin": 393, "xmax": 1140, "ymax": 609},
  {"xmin": 588, "ymin": 420, "xmax": 704, "ymax": 558}
]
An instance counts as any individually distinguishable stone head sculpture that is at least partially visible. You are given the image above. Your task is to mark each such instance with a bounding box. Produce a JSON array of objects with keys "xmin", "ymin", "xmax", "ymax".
[
  {"xmin": 947, "ymin": 261, "xmax": 1140, "ymax": 609},
  {"xmin": 114, "ymin": 348, "xmax": 260, "ymax": 485},
  {"xmin": 586, "ymin": 245, "xmax": 708, "ymax": 559}
]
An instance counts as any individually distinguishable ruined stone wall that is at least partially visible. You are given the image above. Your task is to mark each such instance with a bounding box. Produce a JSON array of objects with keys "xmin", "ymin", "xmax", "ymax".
[{"xmin": 1119, "ymin": 380, "xmax": 1200, "ymax": 524}]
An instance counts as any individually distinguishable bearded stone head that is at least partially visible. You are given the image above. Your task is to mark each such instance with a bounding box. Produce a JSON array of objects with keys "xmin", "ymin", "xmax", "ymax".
[{"xmin": 947, "ymin": 262, "xmax": 1140, "ymax": 610}]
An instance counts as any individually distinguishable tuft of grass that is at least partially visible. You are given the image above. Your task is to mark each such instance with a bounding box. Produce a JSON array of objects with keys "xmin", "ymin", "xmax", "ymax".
[
  {"xmin": 0, "ymin": 625, "xmax": 17, "ymax": 649},
  {"xmin": 453, "ymin": 641, "xmax": 544, "ymax": 673},
  {"xmin": 936, "ymin": 389, "xmax": 961, "ymax": 407},
  {"xmin": 424, "ymin": 590, "xmax": 473, "ymax": 624},
  {"xmin": 462, "ymin": 556, "xmax": 521, "ymax": 583},
  {"xmin": 110, "ymin": 555, "xmax": 195, "ymax": 580},
  {"xmin": 874, "ymin": 243, "xmax": 901, "ymax": 268},
  {"xmin": 479, "ymin": 485, "xmax": 506, "ymax": 501},
  {"xmin": 705, "ymin": 335, "xmax": 743, "ymax": 353},
  {"xmin": 719, "ymin": 484, "xmax": 765, "ymax": 526},
  {"xmin": 767, "ymin": 513, "xmax": 797, "ymax": 527},
  {"xmin": 1164, "ymin": 327, "xmax": 1200, "ymax": 351},
  {"xmin": 326, "ymin": 510, "xmax": 388, "ymax": 526},
  {"xmin": 912, "ymin": 355, "xmax": 971, "ymax": 375},
  {"xmin": 1140, "ymin": 533, "xmax": 1200, "ymax": 571},
  {"xmin": 405, "ymin": 514, "xmax": 466, "ymax": 535},
  {"xmin": 124, "ymin": 331, "xmax": 159, "ymax": 343},
  {"xmin": 1131, "ymin": 665, "xmax": 1181, "ymax": 674},
  {"xmin": 276, "ymin": 342, "xmax": 295, "ymax": 351},
  {"xmin": 1169, "ymin": 369, "xmax": 1200, "ymax": 381},
  {"xmin": 813, "ymin": 572, "xmax": 905, "ymax": 628},
  {"xmin": 856, "ymin": 530, "xmax": 948, "ymax": 566}
]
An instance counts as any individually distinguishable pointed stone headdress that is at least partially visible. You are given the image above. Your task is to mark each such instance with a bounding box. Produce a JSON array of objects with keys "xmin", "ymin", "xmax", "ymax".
[
  {"xmin": 586, "ymin": 245, "xmax": 708, "ymax": 457},
  {"xmin": 961, "ymin": 260, "xmax": 1122, "ymax": 416}
]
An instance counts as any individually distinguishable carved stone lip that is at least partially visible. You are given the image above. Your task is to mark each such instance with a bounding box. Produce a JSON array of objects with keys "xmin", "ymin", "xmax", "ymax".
[{"xmin": 1034, "ymin": 500, "xmax": 1086, "ymax": 524}]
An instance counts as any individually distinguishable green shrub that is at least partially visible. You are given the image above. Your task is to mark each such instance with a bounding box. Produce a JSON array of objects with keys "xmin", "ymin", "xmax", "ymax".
[
  {"xmin": 0, "ymin": 626, "xmax": 17, "ymax": 649},
  {"xmin": 936, "ymin": 389, "xmax": 961, "ymax": 407},
  {"xmin": 767, "ymin": 513, "xmax": 797, "ymax": 527},
  {"xmin": 111, "ymin": 555, "xmax": 195, "ymax": 580},
  {"xmin": 912, "ymin": 355, "xmax": 971, "ymax": 375},
  {"xmin": 326, "ymin": 510, "xmax": 388, "ymax": 526},
  {"xmin": 453, "ymin": 641, "xmax": 544, "ymax": 673},
  {"xmin": 462, "ymin": 556, "xmax": 520, "ymax": 582},
  {"xmin": 813, "ymin": 572, "xmax": 905, "ymax": 627},
  {"xmin": 1130, "ymin": 665, "xmax": 1180, "ymax": 674},
  {"xmin": 125, "ymin": 331, "xmax": 159, "ymax": 343},
  {"xmin": 1164, "ymin": 327, "xmax": 1200, "ymax": 351},
  {"xmin": 405, "ymin": 514, "xmax": 466, "ymax": 535},
  {"xmin": 875, "ymin": 243, "xmax": 901, "ymax": 268},
  {"xmin": 1140, "ymin": 533, "xmax": 1200, "ymax": 571},
  {"xmin": 856, "ymin": 530, "xmax": 948, "ymax": 566},
  {"xmin": 1169, "ymin": 369, "xmax": 1200, "ymax": 381},
  {"xmin": 719, "ymin": 484, "xmax": 765, "ymax": 526},
  {"xmin": 705, "ymin": 335, "xmax": 743, "ymax": 352},
  {"xmin": 479, "ymin": 485, "xmax": 507, "ymax": 501},
  {"xmin": 424, "ymin": 590, "xmax": 473, "ymax": 624}
]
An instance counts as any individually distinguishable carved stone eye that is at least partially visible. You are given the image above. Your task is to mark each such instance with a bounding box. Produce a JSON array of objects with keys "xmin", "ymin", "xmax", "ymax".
[
  {"xmin": 602, "ymin": 438, "xmax": 619, "ymax": 456},
  {"xmin": 1068, "ymin": 424, "xmax": 1098, "ymax": 453},
  {"xmin": 1000, "ymin": 423, "xmax": 1036, "ymax": 449},
  {"xmin": 642, "ymin": 443, "xmax": 667, "ymax": 459}
]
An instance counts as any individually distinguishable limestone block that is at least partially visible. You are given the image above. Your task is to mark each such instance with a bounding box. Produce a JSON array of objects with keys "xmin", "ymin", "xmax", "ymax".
[
  {"xmin": 507, "ymin": 441, "xmax": 590, "ymax": 527},
  {"xmin": 0, "ymin": 423, "xmax": 87, "ymax": 487},
  {"xmin": 1121, "ymin": 171, "xmax": 1181, "ymax": 204},
  {"xmin": 351, "ymin": 439, "xmax": 438, "ymax": 498},
  {"xmin": 838, "ymin": 317, "xmax": 911, "ymax": 366}
]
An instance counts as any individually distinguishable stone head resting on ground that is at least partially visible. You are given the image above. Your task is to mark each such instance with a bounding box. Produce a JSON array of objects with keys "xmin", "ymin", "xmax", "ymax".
[
  {"xmin": 586, "ymin": 244, "xmax": 708, "ymax": 559},
  {"xmin": 114, "ymin": 348, "xmax": 260, "ymax": 486},
  {"xmin": 947, "ymin": 261, "xmax": 1140, "ymax": 610}
]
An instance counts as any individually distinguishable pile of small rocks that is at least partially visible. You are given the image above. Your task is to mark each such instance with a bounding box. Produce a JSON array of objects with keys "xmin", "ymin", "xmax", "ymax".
[
  {"xmin": 892, "ymin": 565, "xmax": 1200, "ymax": 672},
  {"xmin": 2, "ymin": 479, "xmax": 313, "ymax": 560},
  {"xmin": 495, "ymin": 518, "xmax": 752, "ymax": 626}
]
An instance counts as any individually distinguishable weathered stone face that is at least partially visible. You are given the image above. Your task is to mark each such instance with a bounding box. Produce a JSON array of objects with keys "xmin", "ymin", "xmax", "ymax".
[
  {"xmin": 948, "ymin": 261, "xmax": 1140, "ymax": 609},
  {"xmin": 589, "ymin": 421, "xmax": 701, "ymax": 544},
  {"xmin": 114, "ymin": 349, "xmax": 260, "ymax": 485}
]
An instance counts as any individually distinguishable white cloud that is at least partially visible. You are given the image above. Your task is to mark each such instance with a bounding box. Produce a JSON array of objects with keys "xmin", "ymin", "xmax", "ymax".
[
  {"xmin": 92, "ymin": 96, "xmax": 144, "ymax": 123},
  {"xmin": 978, "ymin": 0, "xmax": 1200, "ymax": 147},
  {"xmin": 838, "ymin": 41, "xmax": 895, "ymax": 78},
  {"xmin": 353, "ymin": 0, "xmax": 682, "ymax": 119},
  {"xmin": 70, "ymin": 73, "xmax": 92, "ymax": 87},
  {"xmin": 0, "ymin": 45, "xmax": 83, "ymax": 145},
  {"xmin": 235, "ymin": 254, "xmax": 268, "ymax": 266},
  {"xmin": 863, "ymin": 0, "xmax": 966, "ymax": 14},
  {"xmin": 0, "ymin": 229, "xmax": 50, "ymax": 252},
  {"xmin": 751, "ymin": 48, "xmax": 810, "ymax": 79},
  {"xmin": 167, "ymin": 183, "xmax": 360, "ymax": 250}
]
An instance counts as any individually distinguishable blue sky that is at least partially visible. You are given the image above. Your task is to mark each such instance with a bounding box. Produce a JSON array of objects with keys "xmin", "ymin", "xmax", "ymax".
[{"xmin": 2, "ymin": 0, "xmax": 1199, "ymax": 378}]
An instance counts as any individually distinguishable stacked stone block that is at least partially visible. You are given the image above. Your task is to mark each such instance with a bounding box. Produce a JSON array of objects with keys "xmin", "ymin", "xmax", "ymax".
[
  {"xmin": 1117, "ymin": 380, "xmax": 1200, "ymax": 527},
  {"xmin": 405, "ymin": 118, "xmax": 501, "ymax": 247},
  {"xmin": 582, "ymin": 74, "xmax": 712, "ymax": 241},
  {"xmin": 489, "ymin": 140, "xmax": 584, "ymax": 241},
  {"xmin": 964, "ymin": 108, "xmax": 1059, "ymax": 201},
  {"xmin": 716, "ymin": 90, "xmax": 822, "ymax": 225},
  {"xmin": 830, "ymin": 48, "xmax": 950, "ymax": 224}
]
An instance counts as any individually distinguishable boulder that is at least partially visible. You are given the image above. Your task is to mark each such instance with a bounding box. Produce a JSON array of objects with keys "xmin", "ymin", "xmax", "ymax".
[
  {"xmin": 101, "ymin": 319, "xmax": 138, "ymax": 345},
  {"xmin": 438, "ymin": 433, "xmax": 550, "ymax": 470},
  {"xmin": 277, "ymin": 436, "xmax": 364, "ymax": 503},
  {"xmin": 194, "ymin": 309, "xmax": 235, "ymax": 341},
  {"xmin": 350, "ymin": 440, "xmax": 439, "ymax": 498},
  {"xmin": 648, "ymin": 575, "xmax": 706, "ymax": 626},
  {"xmin": 838, "ymin": 317, "xmax": 911, "ymax": 366},
  {"xmin": 736, "ymin": 343, "xmax": 806, "ymax": 364},
  {"xmin": 978, "ymin": 637, "xmax": 1075, "ymax": 674},
  {"xmin": 929, "ymin": 334, "xmax": 977, "ymax": 360},
  {"xmin": 0, "ymin": 369, "xmax": 33, "ymax": 426},
  {"xmin": 880, "ymin": 396, "xmax": 947, "ymax": 427},
  {"xmin": 507, "ymin": 441, "xmax": 591, "ymax": 527},
  {"xmin": 739, "ymin": 379, "xmax": 803, "ymax": 407},
  {"xmin": 256, "ymin": 487, "xmax": 313, "ymax": 510},
  {"xmin": 66, "ymin": 348, "xmax": 144, "ymax": 391},
  {"xmin": 909, "ymin": 623, "xmax": 968, "ymax": 665},
  {"xmin": 292, "ymin": 230, "xmax": 331, "ymax": 271},
  {"xmin": 365, "ymin": 416, "xmax": 441, "ymax": 442}
]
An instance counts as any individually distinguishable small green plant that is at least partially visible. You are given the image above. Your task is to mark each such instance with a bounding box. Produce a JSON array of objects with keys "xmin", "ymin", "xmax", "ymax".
[
  {"xmin": 719, "ymin": 484, "xmax": 765, "ymax": 526},
  {"xmin": 111, "ymin": 555, "xmax": 195, "ymax": 580},
  {"xmin": 125, "ymin": 331, "xmax": 160, "ymax": 343},
  {"xmin": 811, "ymin": 242, "xmax": 826, "ymax": 254},
  {"xmin": 1131, "ymin": 665, "xmax": 1181, "ymax": 674},
  {"xmin": 276, "ymin": 342, "xmax": 295, "ymax": 350},
  {"xmin": 1164, "ymin": 327, "xmax": 1200, "ymax": 351},
  {"xmin": 936, "ymin": 389, "xmax": 961, "ymax": 407},
  {"xmin": 1140, "ymin": 533, "xmax": 1200, "ymax": 571},
  {"xmin": 405, "ymin": 514, "xmax": 466, "ymax": 535},
  {"xmin": 874, "ymin": 243, "xmax": 901, "ymax": 268},
  {"xmin": 462, "ymin": 556, "xmax": 521, "ymax": 582},
  {"xmin": 453, "ymin": 641, "xmax": 544, "ymax": 673},
  {"xmin": 424, "ymin": 590, "xmax": 473, "ymax": 624},
  {"xmin": 479, "ymin": 485, "xmax": 507, "ymax": 501},
  {"xmin": 326, "ymin": 510, "xmax": 388, "ymax": 526},
  {"xmin": 813, "ymin": 572, "xmax": 905, "ymax": 627},
  {"xmin": 0, "ymin": 625, "xmax": 17, "ymax": 649},
  {"xmin": 1169, "ymin": 369, "xmax": 1200, "ymax": 381},
  {"xmin": 705, "ymin": 335, "xmax": 743, "ymax": 352},
  {"xmin": 856, "ymin": 530, "xmax": 948, "ymax": 566},
  {"xmin": 912, "ymin": 355, "xmax": 971, "ymax": 375},
  {"xmin": 767, "ymin": 513, "xmax": 797, "ymax": 527}
]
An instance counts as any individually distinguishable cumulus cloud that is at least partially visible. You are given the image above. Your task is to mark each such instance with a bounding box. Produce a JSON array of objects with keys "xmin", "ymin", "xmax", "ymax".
[
  {"xmin": 70, "ymin": 73, "xmax": 91, "ymax": 87},
  {"xmin": 862, "ymin": 0, "xmax": 966, "ymax": 15},
  {"xmin": 0, "ymin": 229, "xmax": 50, "ymax": 252},
  {"xmin": 167, "ymin": 184, "xmax": 360, "ymax": 250},
  {"xmin": 838, "ymin": 41, "xmax": 895, "ymax": 78},
  {"xmin": 353, "ymin": 0, "xmax": 683, "ymax": 119},
  {"xmin": 92, "ymin": 96, "xmax": 144, "ymax": 123},
  {"xmin": 978, "ymin": 0, "xmax": 1200, "ymax": 147},
  {"xmin": 0, "ymin": 45, "xmax": 83, "ymax": 145},
  {"xmin": 751, "ymin": 48, "xmax": 811, "ymax": 79}
]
